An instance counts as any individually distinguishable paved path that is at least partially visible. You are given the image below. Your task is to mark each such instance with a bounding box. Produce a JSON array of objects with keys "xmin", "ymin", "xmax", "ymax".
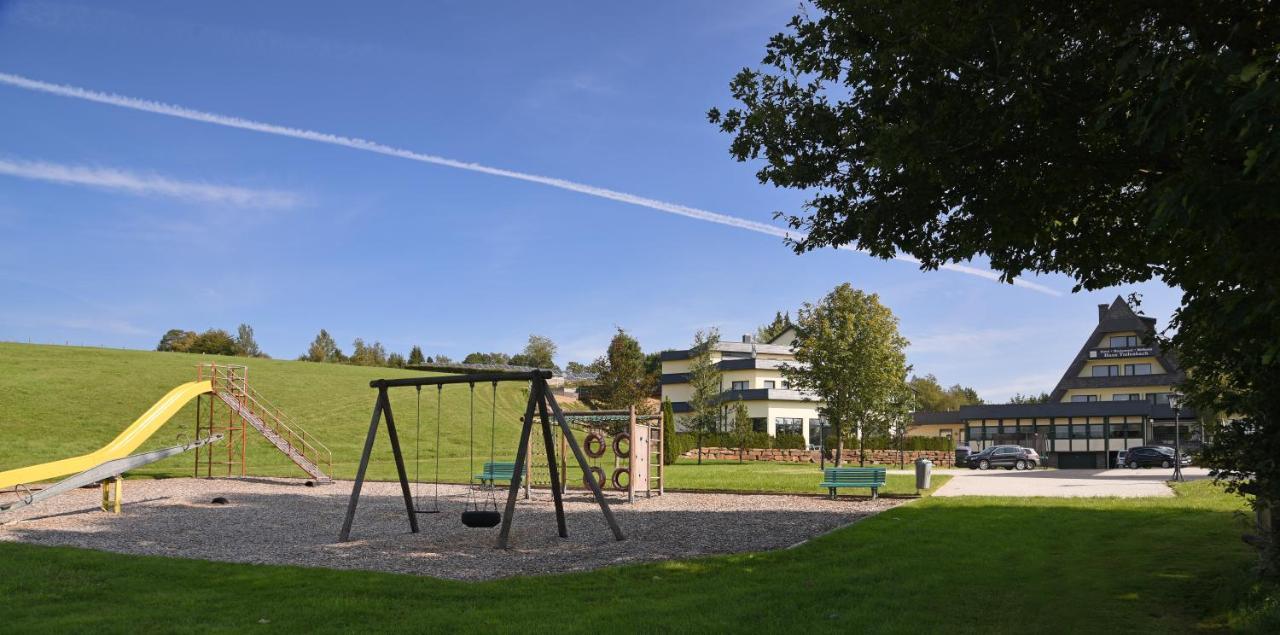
[{"xmin": 932, "ymin": 467, "xmax": 1211, "ymax": 498}]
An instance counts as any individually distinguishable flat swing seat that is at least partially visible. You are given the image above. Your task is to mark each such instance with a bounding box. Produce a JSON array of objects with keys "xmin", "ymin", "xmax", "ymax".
[{"xmin": 819, "ymin": 467, "xmax": 887, "ymax": 500}]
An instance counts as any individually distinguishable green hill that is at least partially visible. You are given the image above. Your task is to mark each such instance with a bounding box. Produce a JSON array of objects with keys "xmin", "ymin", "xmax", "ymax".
[{"xmin": 0, "ymin": 342, "xmax": 551, "ymax": 483}]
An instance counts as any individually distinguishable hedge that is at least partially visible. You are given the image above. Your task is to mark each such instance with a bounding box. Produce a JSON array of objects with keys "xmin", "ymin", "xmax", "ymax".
[{"xmin": 670, "ymin": 431, "xmax": 954, "ymax": 455}]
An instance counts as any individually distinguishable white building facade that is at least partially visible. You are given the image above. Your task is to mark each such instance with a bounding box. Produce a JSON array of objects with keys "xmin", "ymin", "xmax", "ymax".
[{"xmin": 659, "ymin": 329, "xmax": 828, "ymax": 448}]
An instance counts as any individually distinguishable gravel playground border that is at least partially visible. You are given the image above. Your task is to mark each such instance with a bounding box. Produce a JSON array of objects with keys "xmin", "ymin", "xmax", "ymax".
[{"xmin": 0, "ymin": 478, "xmax": 902, "ymax": 580}]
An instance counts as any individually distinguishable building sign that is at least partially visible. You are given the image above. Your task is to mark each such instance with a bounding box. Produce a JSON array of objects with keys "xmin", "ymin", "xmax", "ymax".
[{"xmin": 1088, "ymin": 346, "xmax": 1154, "ymax": 359}]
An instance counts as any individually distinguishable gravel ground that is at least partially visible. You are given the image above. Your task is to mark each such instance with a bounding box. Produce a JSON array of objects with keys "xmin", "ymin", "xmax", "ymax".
[{"xmin": 0, "ymin": 478, "xmax": 900, "ymax": 580}]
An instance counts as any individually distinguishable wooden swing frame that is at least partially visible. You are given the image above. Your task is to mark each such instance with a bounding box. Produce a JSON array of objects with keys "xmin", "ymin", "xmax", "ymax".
[{"xmin": 337, "ymin": 370, "xmax": 624, "ymax": 548}]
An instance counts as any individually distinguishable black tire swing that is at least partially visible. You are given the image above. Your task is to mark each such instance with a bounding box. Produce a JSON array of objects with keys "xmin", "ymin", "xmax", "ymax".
[{"xmin": 461, "ymin": 381, "xmax": 502, "ymax": 528}]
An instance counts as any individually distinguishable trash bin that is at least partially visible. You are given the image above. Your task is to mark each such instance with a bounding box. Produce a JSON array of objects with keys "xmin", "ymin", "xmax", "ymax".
[
  {"xmin": 955, "ymin": 446, "xmax": 971, "ymax": 466},
  {"xmin": 915, "ymin": 458, "xmax": 933, "ymax": 490}
]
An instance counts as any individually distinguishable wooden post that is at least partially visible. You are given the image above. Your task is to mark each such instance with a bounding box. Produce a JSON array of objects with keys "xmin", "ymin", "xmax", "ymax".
[
  {"xmin": 339, "ymin": 389, "xmax": 392, "ymax": 542},
  {"xmin": 380, "ymin": 389, "xmax": 419, "ymax": 533},
  {"xmin": 497, "ymin": 381, "xmax": 543, "ymax": 548},
  {"xmin": 628, "ymin": 406, "xmax": 636, "ymax": 503},
  {"xmin": 537, "ymin": 393, "xmax": 568, "ymax": 538},
  {"xmin": 544, "ymin": 387, "xmax": 625, "ymax": 541}
]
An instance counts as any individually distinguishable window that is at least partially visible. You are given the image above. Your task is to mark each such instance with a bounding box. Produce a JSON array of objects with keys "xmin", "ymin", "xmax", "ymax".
[
  {"xmin": 1071, "ymin": 424, "xmax": 1088, "ymax": 439},
  {"xmin": 774, "ymin": 417, "xmax": 802, "ymax": 435},
  {"xmin": 1053, "ymin": 425, "xmax": 1070, "ymax": 439},
  {"xmin": 1124, "ymin": 363, "xmax": 1153, "ymax": 376},
  {"xmin": 751, "ymin": 418, "xmax": 767, "ymax": 433},
  {"xmin": 1092, "ymin": 365, "xmax": 1120, "ymax": 377},
  {"xmin": 763, "ymin": 380, "xmax": 776, "ymax": 389},
  {"xmin": 1112, "ymin": 393, "xmax": 1141, "ymax": 401},
  {"xmin": 781, "ymin": 381, "xmax": 791, "ymax": 389},
  {"xmin": 1148, "ymin": 393, "xmax": 1171, "ymax": 405},
  {"xmin": 730, "ymin": 381, "xmax": 749, "ymax": 391},
  {"xmin": 1110, "ymin": 423, "xmax": 1143, "ymax": 439},
  {"xmin": 969, "ymin": 426, "xmax": 987, "ymax": 441},
  {"xmin": 807, "ymin": 418, "xmax": 829, "ymax": 449},
  {"xmin": 1109, "ymin": 335, "xmax": 1139, "ymax": 348},
  {"xmin": 1089, "ymin": 424, "xmax": 1103, "ymax": 439},
  {"xmin": 1071, "ymin": 395, "xmax": 1098, "ymax": 403}
]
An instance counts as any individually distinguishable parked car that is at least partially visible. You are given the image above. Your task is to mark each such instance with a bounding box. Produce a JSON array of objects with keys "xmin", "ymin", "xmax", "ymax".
[
  {"xmin": 1123, "ymin": 446, "xmax": 1192, "ymax": 469},
  {"xmin": 1115, "ymin": 450, "xmax": 1127, "ymax": 468},
  {"xmin": 966, "ymin": 445, "xmax": 1039, "ymax": 470}
]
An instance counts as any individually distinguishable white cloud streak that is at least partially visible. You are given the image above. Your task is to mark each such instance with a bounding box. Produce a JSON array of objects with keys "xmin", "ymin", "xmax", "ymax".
[
  {"xmin": 0, "ymin": 156, "xmax": 301, "ymax": 209},
  {"xmin": 0, "ymin": 71, "xmax": 1060, "ymax": 295}
]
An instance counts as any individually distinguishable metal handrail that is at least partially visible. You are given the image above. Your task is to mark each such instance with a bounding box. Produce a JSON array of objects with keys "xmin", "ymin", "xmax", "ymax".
[{"xmin": 200, "ymin": 363, "xmax": 333, "ymax": 472}]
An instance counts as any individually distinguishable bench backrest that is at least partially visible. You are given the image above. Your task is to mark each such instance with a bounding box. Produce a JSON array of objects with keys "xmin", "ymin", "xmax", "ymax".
[
  {"xmin": 483, "ymin": 461, "xmax": 517, "ymax": 475},
  {"xmin": 822, "ymin": 467, "xmax": 887, "ymax": 482}
]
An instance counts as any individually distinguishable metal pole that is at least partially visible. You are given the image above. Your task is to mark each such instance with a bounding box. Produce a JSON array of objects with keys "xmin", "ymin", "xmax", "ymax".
[{"xmin": 1173, "ymin": 404, "xmax": 1184, "ymax": 482}]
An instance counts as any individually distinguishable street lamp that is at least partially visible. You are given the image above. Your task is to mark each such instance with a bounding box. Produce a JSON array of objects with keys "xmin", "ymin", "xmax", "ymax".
[{"xmin": 1169, "ymin": 392, "xmax": 1185, "ymax": 482}]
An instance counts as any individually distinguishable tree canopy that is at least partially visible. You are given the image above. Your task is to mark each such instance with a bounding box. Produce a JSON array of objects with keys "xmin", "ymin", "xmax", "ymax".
[
  {"xmin": 909, "ymin": 375, "xmax": 983, "ymax": 411},
  {"xmin": 510, "ymin": 334, "xmax": 559, "ymax": 371},
  {"xmin": 755, "ymin": 311, "xmax": 791, "ymax": 343},
  {"xmin": 591, "ymin": 328, "xmax": 653, "ymax": 412},
  {"xmin": 783, "ymin": 284, "xmax": 910, "ymax": 466},
  {"xmin": 712, "ymin": 0, "xmax": 1280, "ymax": 570}
]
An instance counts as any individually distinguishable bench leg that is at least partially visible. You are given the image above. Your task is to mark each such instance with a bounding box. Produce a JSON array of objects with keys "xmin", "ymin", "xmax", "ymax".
[
  {"xmin": 871, "ymin": 487, "xmax": 878, "ymax": 501},
  {"xmin": 829, "ymin": 487, "xmax": 836, "ymax": 500}
]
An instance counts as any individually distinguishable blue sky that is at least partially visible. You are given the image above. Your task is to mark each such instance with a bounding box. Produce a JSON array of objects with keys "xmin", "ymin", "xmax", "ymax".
[{"xmin": 0, "ymin": 1, "xmax": 1182, "ymax": 399}]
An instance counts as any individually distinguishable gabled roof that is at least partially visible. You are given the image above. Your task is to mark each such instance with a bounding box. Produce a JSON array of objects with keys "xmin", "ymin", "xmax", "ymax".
[
  {"xmin": 766, "ymin": 326, "xmax": 797, "ymax": 346},
  {"xmin": 1047, "ymin": 296, "xmax": 1183, "ymax": 401}
]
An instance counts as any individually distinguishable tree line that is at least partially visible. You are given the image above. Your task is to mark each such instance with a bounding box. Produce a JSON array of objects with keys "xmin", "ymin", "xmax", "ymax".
[{"xmin": 157, "ymin": 324, "xmax": 266, "ymax": 358}]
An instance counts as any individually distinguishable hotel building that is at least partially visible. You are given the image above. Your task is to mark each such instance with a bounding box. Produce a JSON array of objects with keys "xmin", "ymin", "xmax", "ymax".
[
  {"xmin": 659, "ymin": 329, "xmax": 828, "ymax": 448},
  {"xmin": 910, "ymin": 297, "xmax": 1199, "ymax": 468}
]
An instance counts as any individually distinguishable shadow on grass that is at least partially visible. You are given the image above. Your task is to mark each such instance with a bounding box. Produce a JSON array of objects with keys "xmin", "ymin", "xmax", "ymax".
[{"xmin": 0, "ymin": 487, "xmax": 1262, "ymax": 632}]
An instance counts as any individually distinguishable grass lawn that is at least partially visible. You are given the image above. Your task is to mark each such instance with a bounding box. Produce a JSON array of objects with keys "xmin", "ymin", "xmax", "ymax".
[
  {"xmin": 0, "ymin": 343, "xmax": 939, "ymax": 497},
  {"xmin": 0, "ymin": 481, "xmax": 1273, "ymax": 633},
  {"xmin": 0, "ymin": 343, "xmax": 570, "ymax": 483},
  {"xmin": 664, "ymin": 459, "xmax": 950, "ymax": 496}
]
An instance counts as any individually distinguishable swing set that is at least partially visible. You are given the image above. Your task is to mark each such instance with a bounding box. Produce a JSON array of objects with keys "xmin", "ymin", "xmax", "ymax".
[{"xmin": 337, "ymin": 370, "xmax": 625, "ymax": 549}]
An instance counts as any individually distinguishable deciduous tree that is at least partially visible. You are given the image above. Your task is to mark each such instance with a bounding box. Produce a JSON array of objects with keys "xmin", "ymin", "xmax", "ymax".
[
  {"xmin": 407, "ymin": 345, "xmax": 425, "ymax": 366},
  {"xmin": 234, "ymin": 323, "xmax": 262, "ymax": 358},
  {"xmin": 783, "ymin": 284, "xmax": 910, "ymax": 466},
  {"xmin": 305, "ymin": 329, "xmax": 342, "ymax": 363},
  {"xmin": 711, "ymin": 1, "xmax": 1280, "ymax": 570},
  {"xmin": 685, "ymin": 328, "xmax": 723, "ymax": 465}
]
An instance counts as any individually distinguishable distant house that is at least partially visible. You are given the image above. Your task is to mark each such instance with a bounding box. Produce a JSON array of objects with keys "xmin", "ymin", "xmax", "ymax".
[
  {"xmin": 910, "ymin": 297, "xmax": 1196, "ymax": 468},
  {"xmin": 659, "ymin": 328, "xmax": 828, "ymax": 449}
]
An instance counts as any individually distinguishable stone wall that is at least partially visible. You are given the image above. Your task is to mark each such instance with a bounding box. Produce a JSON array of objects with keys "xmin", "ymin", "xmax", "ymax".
[{"xmin": 681, "ymin": 447, "xmax": 956, "ymax": 467}]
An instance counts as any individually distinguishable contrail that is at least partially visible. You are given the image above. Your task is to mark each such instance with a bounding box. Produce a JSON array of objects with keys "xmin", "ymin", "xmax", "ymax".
[
  {"xmin": 0, "ymin": 156, "xmax": 300, "ymax": 209},
  {"xmin": 0, "ymin": 71, "xmax": 1060, "ymax": 295}
]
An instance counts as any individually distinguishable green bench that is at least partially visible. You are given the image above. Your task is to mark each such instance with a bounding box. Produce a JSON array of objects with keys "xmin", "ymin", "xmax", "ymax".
[
  {"xmin": 819, "ymin": 467, "xmax": 887, "ymax": 500},
  {"xmin": 475, "ymin": 461, "xmax": 517, "ymax": 485}
]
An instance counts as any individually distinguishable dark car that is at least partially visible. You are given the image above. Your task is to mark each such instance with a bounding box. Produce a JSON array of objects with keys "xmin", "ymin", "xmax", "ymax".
[
  {"xmin": 966, "ymin": 445, "xmax": 1039, "ymax": 470},
  {"xmin": 1123, "ymin": 446, "xmax": 1192, "ymax": 469}
]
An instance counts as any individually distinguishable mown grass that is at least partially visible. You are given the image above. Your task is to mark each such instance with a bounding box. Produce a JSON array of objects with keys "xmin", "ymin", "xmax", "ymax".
[
  {"xmin": 0, "ymin": 342, "xmax": 568, "ymax": 483},
  {"xmin": 0, "ymin": 481, "xmax": 1269, "ymax": 633},
  {"xmin": 0, "ymin": 343, "xmax": 942, "ymax": 497},
  {"xmin": 664, "ymin": 459, "xmax": 950, "ymax": 496}
]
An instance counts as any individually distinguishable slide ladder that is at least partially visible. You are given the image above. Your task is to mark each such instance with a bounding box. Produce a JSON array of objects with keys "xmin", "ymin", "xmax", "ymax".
[{"xmin": 202, "ymin": 364, "xmax": 332, "ymax": 483}]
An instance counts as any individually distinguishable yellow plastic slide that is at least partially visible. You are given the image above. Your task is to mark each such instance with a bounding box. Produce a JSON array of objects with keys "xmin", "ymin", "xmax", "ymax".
[{"xmin": 0, "ymin": 380, "xmax": 212, "ymax": 490}]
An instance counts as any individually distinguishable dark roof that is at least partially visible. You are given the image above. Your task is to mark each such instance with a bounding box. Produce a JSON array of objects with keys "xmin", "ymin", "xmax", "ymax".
[
  {"xmin": 957, "ymin": 400, "xmax": 1193, "ymax": 420},
  {"xmin": 912, "ymin": 410, "xmax": 964, "ymax": 425},
  {"xmin": 1048, "ymin": 296, "xmax": 1183, "ymax": 401}
]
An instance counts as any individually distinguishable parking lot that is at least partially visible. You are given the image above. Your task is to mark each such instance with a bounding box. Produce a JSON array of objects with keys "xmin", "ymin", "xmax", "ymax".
[{"xmin": 931, "ymin": 467, "xmax": 1212, "ymax": 498}]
